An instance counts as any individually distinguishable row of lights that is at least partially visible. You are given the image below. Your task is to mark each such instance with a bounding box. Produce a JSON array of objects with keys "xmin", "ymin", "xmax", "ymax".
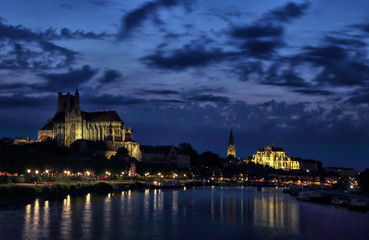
[{"xmin": 26, "ymin": 169, "xmax": 190, "ymax": 178}]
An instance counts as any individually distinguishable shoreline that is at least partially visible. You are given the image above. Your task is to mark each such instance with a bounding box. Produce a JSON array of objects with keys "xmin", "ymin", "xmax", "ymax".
[{"xmin": 0, "ymin": 180, "xmax": 207, "ymax": 207}]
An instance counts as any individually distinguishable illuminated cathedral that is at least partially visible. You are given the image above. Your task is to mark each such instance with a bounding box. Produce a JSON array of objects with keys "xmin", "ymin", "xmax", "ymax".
[
  {"xmin": 37, "ymin": 90, "xmax": 141, "ymax": 160},
  {"xmin": 251, "ymin": 142, "xmax": 299, "ymax": 170}
]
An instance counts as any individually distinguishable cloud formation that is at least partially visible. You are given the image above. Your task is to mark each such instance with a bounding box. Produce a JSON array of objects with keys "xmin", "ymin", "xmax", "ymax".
[
  {"xmin": 142, "ymin": 45, "xmax": 240, "ymax": 70},
  {"xmin": 118, "ymin": 0, "xmax": 194, "ymax": 37},
  {"xmin": 38, "ymin": 65, "xmax": 98, "ymax": 91},
  {"xmin": 0, "ymin": 19, "xmax": 106, "ymax": 70}
]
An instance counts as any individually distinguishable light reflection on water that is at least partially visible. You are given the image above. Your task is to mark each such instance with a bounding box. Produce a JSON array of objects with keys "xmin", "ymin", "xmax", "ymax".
[{"xmin": 1, "ymin": 187, "xmax": 369, "ymax": 240}]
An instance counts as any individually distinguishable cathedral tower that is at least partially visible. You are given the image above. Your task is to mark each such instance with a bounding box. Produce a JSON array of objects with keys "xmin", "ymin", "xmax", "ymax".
[{"xmin": 227, "ymin": 129, "xmax": 236, "ymax": 158}]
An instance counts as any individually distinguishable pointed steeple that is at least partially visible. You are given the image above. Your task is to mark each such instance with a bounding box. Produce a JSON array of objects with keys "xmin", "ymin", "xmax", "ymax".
[{"xmin": 227, "ymin": 129, "xmax": 236, "ymax": 158}]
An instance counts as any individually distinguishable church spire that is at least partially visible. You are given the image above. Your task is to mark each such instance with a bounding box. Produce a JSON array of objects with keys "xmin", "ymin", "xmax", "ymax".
[{"xmin": 227, "ymin": 129, "xmax": 236, "ymax": 158}]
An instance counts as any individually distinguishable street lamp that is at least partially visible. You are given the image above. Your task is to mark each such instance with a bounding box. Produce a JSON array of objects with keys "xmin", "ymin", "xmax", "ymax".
[
  {"xmin": 27, "ymin": 169, "xmax": 31, "ymax": 173},
  {"xmin": 35, "ymin": 170, "xmax": 39, "ymax": 174}
]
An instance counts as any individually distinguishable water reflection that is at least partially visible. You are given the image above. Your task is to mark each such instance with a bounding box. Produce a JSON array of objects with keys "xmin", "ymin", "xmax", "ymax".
[
  {"xmin": 42, "ymin": 200, "xmax": 49, "ymax": 238},
  {"xmin": 23, "ymin": 204, "xmax": 32, "ymax": 239},
  {"xmin": 103, "ymin": 193, "xmax": 112, "ymax": 238},
  {"xmin": 252, "ymin": 193, "xmax": 299, "ymax": 233},
  {"xmin": 3, "ymin": 187, "xmax": 367, "ymax": 240},
  {"xmin": 82, "ymin": 193, "xmax": 92, "ymax": 239},
  {"xmin": 60, "ymin": 195, "xmax": 71, "ymax": 239}
]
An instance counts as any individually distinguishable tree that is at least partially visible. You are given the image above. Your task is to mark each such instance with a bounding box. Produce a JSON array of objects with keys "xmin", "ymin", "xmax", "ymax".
[
  {"xmin": 178, "ymin": 142, "xmax": 199, "ymax": 168},
  {"xmin": 199, "ymin": 151, "xmax": 222, "ymax": 169},
  {"xmin": 111, "ymin": 147, "xmax": 129, "ymax": 162}
]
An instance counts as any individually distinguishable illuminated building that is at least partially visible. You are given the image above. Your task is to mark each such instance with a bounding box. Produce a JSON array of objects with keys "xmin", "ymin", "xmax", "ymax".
[
  {"xmin": 251, "ymin": 142, "xmax": 299, "ymax": 170},
  {"xmin": 37, "ymin": 90, "xmax": 141, "ymax": 160},
  {"xmin": 227, "ymin": 129, "xmax": 236, "ymax": 158}
]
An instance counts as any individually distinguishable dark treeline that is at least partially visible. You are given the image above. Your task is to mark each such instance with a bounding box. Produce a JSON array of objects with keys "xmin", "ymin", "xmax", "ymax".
[{"xmin": 1, "ymin": 139, "xmax": 369, "ymax": 192}]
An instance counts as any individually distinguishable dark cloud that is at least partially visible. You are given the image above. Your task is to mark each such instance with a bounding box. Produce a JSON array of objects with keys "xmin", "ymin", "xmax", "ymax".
[
  {"xmin": 38, "ymin": 28, "xmax": 107, "ymax": 41},
  {"xmin": 84, "ymin": 94, "xmax": 146, "ymax": 106},
  {"xmin": 189, "ymin": 86, "xmax": 226, "ymax": 94},
  {"xmin": 0, "ymin": 19, "xmax": 109, "ymax": 70},
  {"xmin": 118, "ymin": 0, "xmax": 194, "ymax": 37},
  {"xmin": 324, "ymin": 36, "xmax": 366, "ymax": 48},
  {"xmin": 141, "ymin": 89, "xmax": 180, "ymax": 95},
  {"xmin": 241, "ymin": 39, "xmax": 284, "ymax": 57},
  {"xmin": 0, "ymin": 41, "xmax": 77, "ymax": 70},
  {"xmin": 301, "ymin": 45, "xmax": 348, "ymax": 65},
  {"xmin": 266, "ymin": 2, "xmax": 310, "ymax": 23},
  {"xmin": 142, "ymin": 45, "xmax": 240, "ymax": 70},
  {"xmin": 98, "ymin": 69, "xmax": 123, "ymax": 83},
  {"xmin": 0, "ymin": 19, "xmax": 39, "ymax": 41},
  {"xmin": 0, "ymin": 18, "xmax": 107, "ymax": 42},
  {"xmin": 57, "ymin": 28, "xmax": 107, "ymax": 40},
  {"xmin": 298, "ymin": 44, "xmax": 369, "ymax": 87},
  {"xmin": 237, "ymin": 61, "xmax": 264, "ymax": 82},
  {"xmin": 39, "ymin": 41, "xmax": 77, "ymax": 66},
  {"xmin": 151, "ymin": 99, "xmax": 186, "ymax": 104},
  {"xmin": 347, "ymin": 88, "xmax": 369, "ymax": 105},
  {"xmin": 184, "ymin": 94, "xmax": 229, "ymax": 103},
  {"xmin": 262, "ymin": 65, "xmax": 308, "ymax": 88},
  {"xmin": 38, "ymin": 65, "xmax": 98, "ymax": 91},
  {"xmin": 351, "ymin": 23, "xmax": 369, "ymax": 34},
  {"xmin": 231, "ymin": 24, "xmax": 283, "ymax": 39},
  {"xmin": 293, "ymin": 89, "xmax": 333, "ymax": 96}
]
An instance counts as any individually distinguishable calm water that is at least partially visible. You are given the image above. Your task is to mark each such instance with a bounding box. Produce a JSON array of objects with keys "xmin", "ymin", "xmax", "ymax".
[{"xmin": 0, "ymin": 186, "xmax": 368, "ymax": 240}]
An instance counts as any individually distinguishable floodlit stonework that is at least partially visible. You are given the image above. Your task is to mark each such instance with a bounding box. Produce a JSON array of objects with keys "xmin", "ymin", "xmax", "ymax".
[
  {"xmin": 227, "ymin": 130, "xmax": 236, "ymax": 158},
  {"xmin": 251, "ymin": 144, "xmax": 299, "ymax": 170},
  {"xmin": 37, "ymin": 90, "xmax": 141, "ymax": 160}
]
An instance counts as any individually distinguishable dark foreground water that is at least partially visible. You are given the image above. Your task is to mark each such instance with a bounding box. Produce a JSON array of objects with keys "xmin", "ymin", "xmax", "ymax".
[{"xmin": 0, "ymin": 186, "xmax": 368, "ymax": 240}]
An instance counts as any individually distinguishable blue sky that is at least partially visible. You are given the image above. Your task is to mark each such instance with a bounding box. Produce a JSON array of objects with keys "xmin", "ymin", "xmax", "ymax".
[{"xmin": 1, "ymin": 0, "xmax": 369, "ymax": 169}]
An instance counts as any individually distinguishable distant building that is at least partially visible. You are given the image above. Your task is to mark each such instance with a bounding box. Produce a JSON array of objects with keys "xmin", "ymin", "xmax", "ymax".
[
  {"xmin": 227, "ymin": 130, "xmax": 236, "ymax": 158},
  {"xmin": 243, "ymin": 156, "xmax": 253, "ymax": 164},
  {"xmin": 251, "ymin": 143, "xmax": 300, "ymax": 170},
  {"xmin": 292, "ymin": 158, "xmax": 322, "ymax": 175},
  {"xmin": 141, "ymin": 145, "xmax": 191, "ymax": 168},
  {"xmin": 324, "ymin": 167, "xmax": 357, "ymax": 178},
  {"xmin": 37, "ymin": 90, "xmax": 141, "ymax": 160},
  {"xmin": 13, "ymin": 137, "xmax": 34, "ymax": 145}
]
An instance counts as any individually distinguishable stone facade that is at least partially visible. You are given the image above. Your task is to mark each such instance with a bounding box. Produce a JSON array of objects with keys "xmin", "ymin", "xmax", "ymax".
[
  {"xmin": 251, "ymin": 145, "xmax": 299, "ymax": 170},
  {"xmin": 37, "ymin": 90, "xmax": 141, "ymax": 160},
  {"xmin": 141, "ymin": 145, "xmax": 191, "ymax": 168}
]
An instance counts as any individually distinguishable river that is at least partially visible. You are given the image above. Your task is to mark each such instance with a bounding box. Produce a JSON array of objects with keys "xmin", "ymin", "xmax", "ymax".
[{"xmin": 0, "ymin": 186, "xmax": 368, "ymax": 240}]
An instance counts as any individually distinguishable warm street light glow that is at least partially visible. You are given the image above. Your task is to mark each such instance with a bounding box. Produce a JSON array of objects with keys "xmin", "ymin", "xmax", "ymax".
[
  {"xmin": 45, "ymin": 170, "xmax": 49, "ymax": 173},
  {"xmin": 27, "ymin": 169, "xmax": 31, "ymax": 173},
  {"xmin": 35, "ymin": 170, "xmax": 39, "ymax": 174}
]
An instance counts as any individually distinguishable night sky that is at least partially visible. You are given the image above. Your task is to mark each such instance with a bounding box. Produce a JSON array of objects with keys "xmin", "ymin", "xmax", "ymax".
[{"xmin": 1, "ymin": 0, "xmax": 369, "ymax": 170}]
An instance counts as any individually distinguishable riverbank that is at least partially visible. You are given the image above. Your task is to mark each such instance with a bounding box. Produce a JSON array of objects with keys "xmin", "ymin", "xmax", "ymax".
[
  {"xmin": 0, "ymin": 180, "xmax": 210, "ymax": 207},
  {"xmin": 0, "ymin": 182, "xmax": 115, "ymax": 207},
  {"xmin": 283, "ymin": 186, "xmax": 369, "ymax": 212}
]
